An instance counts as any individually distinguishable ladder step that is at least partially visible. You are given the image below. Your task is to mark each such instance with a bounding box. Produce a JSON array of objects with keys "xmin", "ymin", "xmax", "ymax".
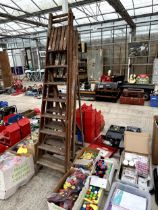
[
  {"xmin": 48, "ymin": 49, "xmax": 67, "ymax": 53},
  {"xmin": 47, "ymin": 107, "xmax": 66, "ymax": 114},
  {"xmin": 40, "ymin": 128, "xmax": 65, "ymax": 138},
  {"xmin": 52, "ymin": 13, "xmax": 68, "ymax": 20},
  {"xmin": 37, "ymin": 155, "xmax": 65, "ymax": 173},
  {"xmin": 45, "ymin": 121, "xmax": 65, "ymax": 130},
  {"xmin": 44, "ymin": 82, "xmax": 66, "ymax": 86},
  {"xmin": 43, "ymin": 98, "xmax": 66, "ymax": 103},
  {"xmin": 41, "ymin": 113, "xmax": 66, "ymax": 120},
  {"xmin": 59, "ymin": 93, "xmax": 67, "ymax": 97},
  {"xmin": 38, "ymin": 143, "xmax": 65, "ymax": 156},
  {"xmin": 46, "ymin": 65, "xmax": 67, "ymax": 68}
]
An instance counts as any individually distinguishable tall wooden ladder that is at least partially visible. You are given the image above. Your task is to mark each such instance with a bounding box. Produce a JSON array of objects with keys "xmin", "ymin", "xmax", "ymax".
[{"xmin": 37, "ymin": 10, "xmax": 78, "ymax": 173}]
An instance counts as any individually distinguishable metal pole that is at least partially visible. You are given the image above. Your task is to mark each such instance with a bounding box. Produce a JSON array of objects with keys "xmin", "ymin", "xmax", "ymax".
[
  {"xmin": 36, "ymin": 39, "xmax": 41, "ymax": 70},
  {"xmin": 127, "ymin": 30, "xmax": 132, "ymax": 80},
  {"xmin": 62, "ymin": 0, "xmax": 68, "ymax": 13},
  {"xmin": 124, "ymin": 25, "xmax": 127, "ymax": 76}
]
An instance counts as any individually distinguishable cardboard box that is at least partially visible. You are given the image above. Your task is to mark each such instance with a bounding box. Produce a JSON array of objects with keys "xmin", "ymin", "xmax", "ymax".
[
  {"xmin": 117, "ymin": 131, "xmax": 153, "ymax": 192},
  {"xmin": 91, "ymin": 158, "xmax": 115, "ymax": 191},
  {"xmin": 75, "ymin": 147, "xmax": 99, "ymax": 160},
  {"xmin": 124, "ymin": 131, "xmax": 151, "ymax": 155},
  {"xmin": 152, "ymin": 116, "xmax": 158, "ymax": 164},
  {"xmin": 73, "ymin": 147, "xmax": 99, "ymax": 171},
  {"xmin": 0, "ymin": 153, "xmax": 35, "ymax": 199},
  {"xmin": 75, "ymin": 176, "xmax": 104, "ymax": 209},
  {"xmin": 47, "ymin": 168, "xmax": 88, "ymax": 210}
]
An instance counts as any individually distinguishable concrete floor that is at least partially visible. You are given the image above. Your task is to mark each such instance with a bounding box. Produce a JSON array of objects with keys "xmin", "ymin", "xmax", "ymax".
[{"xmin": 0, "ymin": 92, "xmax": 158, "ymax": 210}]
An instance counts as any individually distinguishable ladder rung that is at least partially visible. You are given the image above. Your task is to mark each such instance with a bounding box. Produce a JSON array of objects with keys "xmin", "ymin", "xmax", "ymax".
[
  {"xmin": 52, "ymin": 13, "xmax": 68, "ymax": 20},
  {"xmin": 52, "ymin": 17, "xmax": 68, "ymax": 24},
  {"xmin": 41, "ymin": 113, "xmax": 66, "ymax": 120},
  {"xmin": 43, "ymin": 98, "xmax": 66, "ymax": 103},
  {"xmin": 47, "ymin": 107, "xmax": 66, "ymax": 114},
  {"xmin": 45, "ymin": 65, "xmax": 67, "ymax": 68},
  {"xmin": 40, "ymin": 128, "xmax": 65, "ymax": 138},
  {"xmin": 37, "ymin": 155, "xmax": 65, "ymax": 173},
  {"xmin": 44, "ymin": 82, "xmax": 66, "ymax": 86},
  {"xmin": 45, "ymin": 121, "xmax": 65, "ymax": 130},
  {"xmin": 38, "ymin": 143, "xmax": 65, "ymax": 156},
  {"xmin": 48, "ymin": 49, "xmax": 67, "ymax": 53}
]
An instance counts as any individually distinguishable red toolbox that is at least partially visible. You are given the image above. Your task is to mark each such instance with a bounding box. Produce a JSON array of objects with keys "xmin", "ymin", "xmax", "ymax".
[
  {"xmin": 17, "ymin": 117, "xmax": 31, "ymax": 139},
  {"xmin": 0, "ymin": 123, "xmax": 21, "ymax": 146},
  {"xmin": 120, "ymin": 96, "xmax": 144, "ymax": 106}
]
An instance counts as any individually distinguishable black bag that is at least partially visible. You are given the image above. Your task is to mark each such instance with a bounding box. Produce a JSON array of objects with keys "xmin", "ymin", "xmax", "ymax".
[
  {"xmin": 0, "ymin": 105, "xmax": 17, "ymax": 119},
  {"xmin": 105, "ymin": 125, "xmax": 126, "ymax": 147},
  {"xmin": 126, "ymin": 126, "xmax": 141, "ymax": 133}
]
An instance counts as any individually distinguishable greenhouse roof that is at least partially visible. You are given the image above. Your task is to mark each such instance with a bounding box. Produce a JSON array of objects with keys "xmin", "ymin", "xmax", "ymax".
[{"xmin": 0, "ymin": 0, "xmax": 157, "ymax": 38}]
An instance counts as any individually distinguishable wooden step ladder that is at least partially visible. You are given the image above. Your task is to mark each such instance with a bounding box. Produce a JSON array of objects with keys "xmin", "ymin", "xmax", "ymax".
[{"xmin": 36, "ymin": 10, "xmax": 79, "ymax": 173}]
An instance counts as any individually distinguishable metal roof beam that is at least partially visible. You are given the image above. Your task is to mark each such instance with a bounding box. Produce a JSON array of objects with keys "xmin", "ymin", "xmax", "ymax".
[
  {"xmin": 0, "ymin": 12, "xmax": 47, "ymax": 27},
  {"xmin": 106, "ymin": 0, "xmax": 136, "ymax": 29},
  {"xmin": 0, "ymin": 0, "xmax": 102, "ymax": 25},
  {"xmin": 0, "ymin": 3, "xmax": 24, "ymax": 13},
  {"xmin": 77, "ymin": 12, "xmax": 158, "ymax": 28}
]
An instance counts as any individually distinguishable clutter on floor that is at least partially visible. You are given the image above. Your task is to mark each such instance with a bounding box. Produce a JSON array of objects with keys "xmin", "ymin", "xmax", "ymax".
[
  {"xmin": 46, "ymin": 111, "xmax": 158, "ymax": 210},
  {"xmin": 0, "ymin": 94, "xmax": 157, "ymax": 210}
]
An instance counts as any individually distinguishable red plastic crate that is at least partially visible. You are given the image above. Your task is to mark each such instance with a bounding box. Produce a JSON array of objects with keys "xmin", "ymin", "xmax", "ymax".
[
  {"xmin": 0, "ymin": 123, "xmax": 21, "ymax": 146},
  {"xmin": 18, "ymin": 117, "xmax": 31, "ymax": 139}
]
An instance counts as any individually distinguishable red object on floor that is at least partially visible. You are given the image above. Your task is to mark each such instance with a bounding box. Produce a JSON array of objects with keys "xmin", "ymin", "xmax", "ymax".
[
  {"xmin": 34, "ymin": 108, "xmax": 40, "ymax": 114},
  {"xmin": 120, "ymin": 96, "xmax": 144, "ymax": 105},
  {"xmin": 100, "ymin": 75, "xmax": 112, "ymax": 82},
  {"xmin": 18, "ymin": 117, "xmax": 31, "ymax": 139},
  {"xmin": 0, "ymin": 123, "xmax": 21, "ymax": 146},
  {"xmin": 11, "ymin": 90, "xmax": 24, "ymax": 96},
  {"xmin": 89, "ymin": 136, "xmax": 117, "ymax": 156},
  {"xmin": 0, "ymin": 144, "xmax": 8, "ymax": 154},
  {"xmin": 76, "ymin": 103, "xmax": 105, "ymax": 143}
]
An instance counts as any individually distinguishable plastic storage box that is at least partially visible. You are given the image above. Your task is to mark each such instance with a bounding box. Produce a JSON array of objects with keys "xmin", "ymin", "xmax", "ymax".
[
  {"xmin": 150, "ymin": 95, "xmax": 158, "ymax": 107},
  {"xmin": 116, "ymin": 151, "xmax": 153, "ymax": 192},
  {"xmin": 104, "ymin": 182, "xmax": 151, "ymax": 210}
]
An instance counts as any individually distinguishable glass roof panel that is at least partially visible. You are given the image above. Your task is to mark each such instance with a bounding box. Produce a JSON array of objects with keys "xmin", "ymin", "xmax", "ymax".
[
  {"xmin": 133, "ymin": 0, "xmax": 151, "ymax": 7},
  {"xmin": 135, "ymin": 6, "xmax": 152, "ymax": 15},
  {"xmin": 120, "ymin": 0, "xmax": 133, "ymax": 9},
  {"xmin": 153, "ymin": 5, "xmax": 158, "ymax": 12},
  {"xmin": 0, "ymin": 0, "xmax": 157, "ymax": 37}
]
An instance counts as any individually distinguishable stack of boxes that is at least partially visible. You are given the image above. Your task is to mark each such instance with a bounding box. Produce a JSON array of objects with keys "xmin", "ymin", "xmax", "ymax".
[{"xmin": 120, "ymin": 88, "xmax": 145, "ymax": 106}]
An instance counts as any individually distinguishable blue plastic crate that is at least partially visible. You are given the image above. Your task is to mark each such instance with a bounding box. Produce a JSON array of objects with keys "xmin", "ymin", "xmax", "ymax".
[{"xmin": 150, "ymin": 95, "xmax": 158, "ymax": 107}]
